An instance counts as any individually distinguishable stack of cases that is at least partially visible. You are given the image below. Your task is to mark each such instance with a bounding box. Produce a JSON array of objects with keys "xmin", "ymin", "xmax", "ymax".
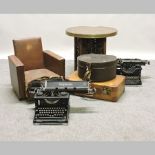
[{"xmin": 67, "ymin": 54, "xmax": 125, "ymax": 102}]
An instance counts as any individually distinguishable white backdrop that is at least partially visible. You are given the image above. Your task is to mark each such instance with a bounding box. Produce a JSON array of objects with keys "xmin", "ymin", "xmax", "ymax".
[{"xmin": 0, "ymin": 14, "xmax": 155, "ymax": 59}]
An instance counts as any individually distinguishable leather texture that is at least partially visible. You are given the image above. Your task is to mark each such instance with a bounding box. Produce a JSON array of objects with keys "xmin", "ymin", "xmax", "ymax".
[
  {"xmin": 13, "ymin": 37, "xmax": 44, "ymax": 71},
  {"xmin": 67, "ymin": 71, "xmax": 125, "ymax": 102},
  {"xmin": 25, "ymin": 68, "xmax": 59, "ymax": 86},
  {"xmin": 9, "ymin": 37, "xmax": 65, "ymax": 100},
  {"xmin": 43, "ymin": 50, "xmax": 65, "ymax": 77},
  {"xmin": 8, "ymin": 55, "xmax": 26, "ymax": 99}
]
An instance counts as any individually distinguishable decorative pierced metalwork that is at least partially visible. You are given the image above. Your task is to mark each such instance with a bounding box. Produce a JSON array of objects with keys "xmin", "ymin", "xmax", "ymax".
[{"xmin": 74, "ymin": 37, "xmax": 106, "ymax": 70}]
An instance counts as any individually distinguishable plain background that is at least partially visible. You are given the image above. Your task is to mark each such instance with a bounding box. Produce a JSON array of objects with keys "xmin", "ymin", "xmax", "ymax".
[
  {"xmin": 0, "ymin": 13, "xmax": 155, "ymax": 154},
  {"xmin": 0, "ymin": 14, "xmax": 155, "ymax": 60}
]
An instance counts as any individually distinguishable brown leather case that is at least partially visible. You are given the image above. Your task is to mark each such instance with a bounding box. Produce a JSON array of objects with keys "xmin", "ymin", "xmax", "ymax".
[
  {"xmin": 77, "ymin": 54, "xmax": 117, "ymax": 82},
  {"xmin": 67, "ymin": 71, "xmax": 125, "ymax": 102}
]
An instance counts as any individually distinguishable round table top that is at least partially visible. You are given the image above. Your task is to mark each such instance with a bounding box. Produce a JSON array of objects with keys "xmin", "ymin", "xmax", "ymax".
[
  {"xmin": 77, "ymin": 54, "xmax": 117, "ymax": 64},
  {"xmin": 66, "ymin": 26, "xmax": 117, "ymax": 38}
]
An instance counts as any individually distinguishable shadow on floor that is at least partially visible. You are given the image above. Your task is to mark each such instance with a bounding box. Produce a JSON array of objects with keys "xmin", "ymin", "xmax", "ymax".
[
  {"xmin": 29, "ymin": 107, "xmax": 96, "ymax": 114},
  {"xmin": 70, "ymin": 107, "xmax": 96, "ymax": 114},
  {"xmin": 141, "ymin": 76, "xmax": 152, "ymax": 79}
]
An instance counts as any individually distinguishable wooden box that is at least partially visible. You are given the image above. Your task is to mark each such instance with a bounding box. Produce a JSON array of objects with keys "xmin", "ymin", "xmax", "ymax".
[{"xmin": 67, "ymin": 71, "xmax": 125, "ymax": 102}]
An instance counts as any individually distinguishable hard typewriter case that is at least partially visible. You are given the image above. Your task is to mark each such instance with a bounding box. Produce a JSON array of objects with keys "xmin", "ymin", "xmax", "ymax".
[{"xmin": 77, "ymin": 54, "xmax": 117, "ymax": 82}]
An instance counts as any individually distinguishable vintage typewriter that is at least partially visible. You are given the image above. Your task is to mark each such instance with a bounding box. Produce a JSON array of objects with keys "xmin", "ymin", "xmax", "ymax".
[
  {"xmin": 34, "ymin": 90, "xmax": 70, "ymax": 125},
  {"xmin": 30, "ymin": 77, "xmax": 93, "ymax": 125},
  {"xmin": 117, "ymin": 58, "xmax": 150, "ymax": 85}
]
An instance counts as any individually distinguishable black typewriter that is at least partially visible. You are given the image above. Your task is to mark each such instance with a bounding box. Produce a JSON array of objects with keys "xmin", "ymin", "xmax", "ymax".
[
  {"xmin": 33, "ymin": 91, "xmax": 70, "ymax": 125},
  {"xmin": 117, "ymin": 58, "xmax": 150, "ymax": 85},
  {"xmin": 31, "ymin": 77, "xmax": 93, "ymax": 125}
]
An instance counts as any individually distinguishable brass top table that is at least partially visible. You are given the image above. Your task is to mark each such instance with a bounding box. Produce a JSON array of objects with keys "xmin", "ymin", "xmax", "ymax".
[{"xmin": 66, "ymin": 26, "xmax": 117, "ymax": 70}]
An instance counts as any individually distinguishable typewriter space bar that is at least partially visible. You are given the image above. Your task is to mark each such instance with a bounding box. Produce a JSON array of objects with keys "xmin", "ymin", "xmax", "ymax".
[{"xmin": 37, "ymin": 117, "xmax": 66, "ymax": 119}]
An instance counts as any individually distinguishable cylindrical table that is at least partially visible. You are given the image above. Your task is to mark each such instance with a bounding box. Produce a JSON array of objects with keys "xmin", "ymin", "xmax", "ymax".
[{"xmin": 66, "ymin": 26, "xmax": 117, "ymax": 70}]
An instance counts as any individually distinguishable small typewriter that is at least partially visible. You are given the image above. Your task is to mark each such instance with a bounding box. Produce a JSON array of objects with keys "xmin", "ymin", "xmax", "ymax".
[{"xmin": 117, "ymin": 58, "xmax": 150, "ymax": 85}]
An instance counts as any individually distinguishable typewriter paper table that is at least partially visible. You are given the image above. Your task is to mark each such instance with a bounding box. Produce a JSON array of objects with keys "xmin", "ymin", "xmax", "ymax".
[{"xmin": 66, "ymin": 26, "xmax": 117, "ymax": 70}]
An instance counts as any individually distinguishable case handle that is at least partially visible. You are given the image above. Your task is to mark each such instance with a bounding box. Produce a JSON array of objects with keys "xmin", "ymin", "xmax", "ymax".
[{"xmin": 83, "ymin": 64, "xmax": 92, "ymax": 81}]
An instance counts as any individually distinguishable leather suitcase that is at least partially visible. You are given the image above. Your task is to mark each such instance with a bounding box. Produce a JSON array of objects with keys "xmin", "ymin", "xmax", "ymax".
[
  {"xmin": 67, "ymin": 71, "xmax": 125, "ymax": 102},
  {"xmin": 77, "ymin": 54, "xmax": 117, "ymax": 82}
]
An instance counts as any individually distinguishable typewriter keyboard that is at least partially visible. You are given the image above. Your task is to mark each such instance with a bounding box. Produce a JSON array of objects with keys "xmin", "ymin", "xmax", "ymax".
[
  {"xmin": 35, "ymin": 107, "xmax": 67, "ymax": 118},
  {"xmin": 125, "ymin": 76, "xmax": 141, "ymax": 85}
]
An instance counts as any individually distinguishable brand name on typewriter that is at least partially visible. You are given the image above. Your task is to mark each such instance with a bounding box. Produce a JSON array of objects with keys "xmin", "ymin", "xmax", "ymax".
[{"xmin": 58, "ymin": 83, "xmax": 73, "ymax": 86}]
